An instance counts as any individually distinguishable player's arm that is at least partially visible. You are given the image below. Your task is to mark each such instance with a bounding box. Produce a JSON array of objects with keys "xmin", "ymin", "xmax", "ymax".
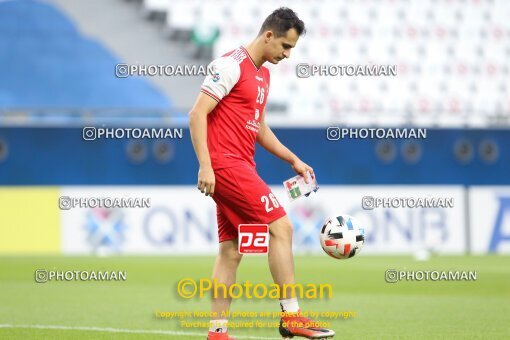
[
  {"xmin": 257, "ymin": 118, "xmax": 315, "ymax": 183},
  {"xmin": 189, "ymin": 55, "xmax": 241, "ymax": 196},
  {"xmin": 189, "ymin": 92, "xmax": 218, "ymax": 196}
]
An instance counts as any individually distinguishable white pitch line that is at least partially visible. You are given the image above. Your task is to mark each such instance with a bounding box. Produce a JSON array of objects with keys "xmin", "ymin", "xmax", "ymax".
[{"xmin": 0, "ymin": 324, "xmax": 281, "ymax": 339}]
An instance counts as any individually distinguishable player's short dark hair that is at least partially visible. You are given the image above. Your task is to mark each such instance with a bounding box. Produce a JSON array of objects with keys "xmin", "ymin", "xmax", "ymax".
[{"xmin": 258, "ymin": 7, "xmax": 306, "ymax": 37}]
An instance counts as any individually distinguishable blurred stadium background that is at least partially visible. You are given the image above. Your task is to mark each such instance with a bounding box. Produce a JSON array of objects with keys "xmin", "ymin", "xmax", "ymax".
[{"xmin": 0, "ymin": 0, "xmax": 509, "ymax": 339}]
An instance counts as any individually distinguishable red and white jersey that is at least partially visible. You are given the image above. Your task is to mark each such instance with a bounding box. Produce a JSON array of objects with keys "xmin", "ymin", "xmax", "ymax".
[{"xmin": 201, "ymin": 46, "xmax": 270, "ymax": 170}]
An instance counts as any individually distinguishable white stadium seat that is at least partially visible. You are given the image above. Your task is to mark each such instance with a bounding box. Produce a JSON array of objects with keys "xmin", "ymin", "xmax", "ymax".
[{"xmin": 161, "ymin": 0, "xmax": 509, "ymax": 126}]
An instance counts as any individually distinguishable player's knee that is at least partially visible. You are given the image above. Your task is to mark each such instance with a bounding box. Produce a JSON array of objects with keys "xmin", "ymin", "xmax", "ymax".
[
  {"xmin": 219, "ymin": 244, "xmax": 243, "ymax": 264},
  {"xmin": 269, "ymin": 218, "xmax": 293, "ymax": 239}
]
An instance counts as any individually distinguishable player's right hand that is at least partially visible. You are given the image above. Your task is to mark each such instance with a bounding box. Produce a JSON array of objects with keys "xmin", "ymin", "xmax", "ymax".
[{"xmin": 197, "ymin": 166, "xmax": 215, "ymax": 196}]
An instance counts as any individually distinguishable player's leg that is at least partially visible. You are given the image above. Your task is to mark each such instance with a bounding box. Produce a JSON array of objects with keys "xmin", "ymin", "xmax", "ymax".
[
  {"xmin": 269, "ymin": 217, "xmax": 335, "ymax": 339},
  {"xmin": 268, "ymin": 215, "xmax": 296, "ymax": 297},
  {"xmin": 208, "ymin": 238, "xmax": 242, "ymax": 340},
  {"xmin": 208, "ymin": 187, "xmax": 242, "ymax": 339},
  {"xmin": 211, "ymin": 238, "xmax": 243, "ymax": 316}
]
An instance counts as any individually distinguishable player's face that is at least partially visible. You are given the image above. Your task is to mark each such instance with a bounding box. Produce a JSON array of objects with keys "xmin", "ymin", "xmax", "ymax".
[{"xmin": 264, "ymin": 28, "xmax": 299, "ymax": 64}]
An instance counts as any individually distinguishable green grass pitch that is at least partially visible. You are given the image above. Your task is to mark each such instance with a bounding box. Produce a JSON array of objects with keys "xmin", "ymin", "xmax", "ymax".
[{"xmin": 0, "ymin": 255, "xmax": 509, "ymax": 339}]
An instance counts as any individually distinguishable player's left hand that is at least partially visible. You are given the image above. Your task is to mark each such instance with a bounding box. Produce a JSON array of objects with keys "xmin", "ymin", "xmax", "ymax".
[{"xmin": 291, "ymin": 158, "xmax": 315, "ymax": 184}]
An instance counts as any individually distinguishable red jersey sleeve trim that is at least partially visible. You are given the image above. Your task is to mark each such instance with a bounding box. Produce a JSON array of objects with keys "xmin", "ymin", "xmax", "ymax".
[{"xmin": 200, "ymin": 88, "xmax": 220, "ymax": 102}]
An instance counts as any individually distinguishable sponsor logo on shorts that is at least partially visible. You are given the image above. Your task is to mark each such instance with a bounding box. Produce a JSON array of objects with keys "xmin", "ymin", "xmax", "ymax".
[{"xmin": 238, "ymin": 224, "xmax": 269, "ymax": 254}]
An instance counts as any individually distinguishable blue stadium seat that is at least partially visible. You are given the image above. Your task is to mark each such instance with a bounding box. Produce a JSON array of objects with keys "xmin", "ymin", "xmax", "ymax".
[{"xmin": 0, "ymin": 0, "xmax": 171, "ymax": 109}]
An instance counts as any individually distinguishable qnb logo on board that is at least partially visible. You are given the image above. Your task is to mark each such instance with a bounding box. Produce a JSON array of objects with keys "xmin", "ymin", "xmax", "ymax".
[{"xmin": 489, "ymin": 196, "xmax": 510, "ymax": 252}]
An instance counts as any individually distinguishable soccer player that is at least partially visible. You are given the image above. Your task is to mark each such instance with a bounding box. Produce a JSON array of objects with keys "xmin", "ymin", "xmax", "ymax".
[{"xmin": 189, "ymin": 7, "xmax": 335, "ymax": 340}]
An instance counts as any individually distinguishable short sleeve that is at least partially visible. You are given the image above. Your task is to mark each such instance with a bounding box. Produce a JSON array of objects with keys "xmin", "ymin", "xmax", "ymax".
[{"xmin": 201, "ymin": 56, "xmax": 241, "ymax": 102}]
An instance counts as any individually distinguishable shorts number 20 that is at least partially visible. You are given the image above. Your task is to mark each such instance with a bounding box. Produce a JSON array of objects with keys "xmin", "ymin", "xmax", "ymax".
[{"xmin": 261, "ymin": 193, "xmax": 280, "ymax": 212}]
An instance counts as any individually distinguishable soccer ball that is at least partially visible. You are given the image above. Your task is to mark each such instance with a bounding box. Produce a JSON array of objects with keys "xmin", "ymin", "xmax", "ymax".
[{"xmin": 319, "ymin": 215, "xmax": 365, "ymax": 259}]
